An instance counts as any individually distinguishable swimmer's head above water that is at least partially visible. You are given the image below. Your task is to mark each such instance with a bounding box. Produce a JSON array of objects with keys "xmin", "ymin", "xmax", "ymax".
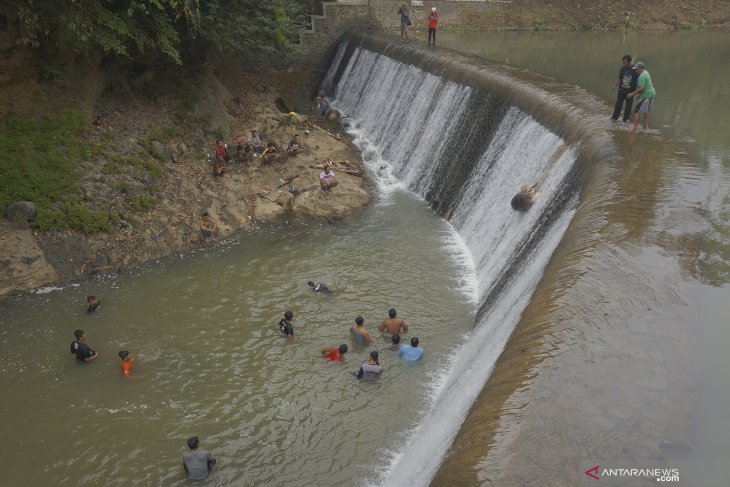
[{"xmin": 355, "ymin": 316, "xmax": 364, "ymax": 326}]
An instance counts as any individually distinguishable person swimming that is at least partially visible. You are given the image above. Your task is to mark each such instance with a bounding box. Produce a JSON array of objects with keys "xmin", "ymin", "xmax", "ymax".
[
  {"xmin": 322, "ymin": 344, "xmax": 348, "ymax": 361},
  {"xmin": 279, "ymin": 311, "xmax": 294, "ymax": 337},
  {"xmin": 307, "ymin": 281, "xmax": 333, "ymax": 295},
  {"xmin": 356, "ymin": 351, "xmax": 383, "ymax": 379},
  {"xmin": 511, "ymin": 184, "xmax": 539, "ymax": 211},
  {"xmin": 87, "ymin": 295, "xmax": 100, "ymax": 312},
  {"xmin": 350, "ymin": 316, "xmax": 373, "ymax": 344},
  {"xmin": 118, "ymin": 350, "xmax": 144, "ymax": 376}
]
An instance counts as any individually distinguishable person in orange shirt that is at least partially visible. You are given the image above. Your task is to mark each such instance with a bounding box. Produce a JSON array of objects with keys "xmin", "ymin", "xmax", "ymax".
[
  {"xmin": 321, "ymin": 344, "xmax": 348, "ymax": 362},
  {"xmin": 427, "ymin": 7, "xmax": 439, "ymax": 47},
  {"xmin": 118, "ymin": 350, "xmax": 144, "ymax": 376}
]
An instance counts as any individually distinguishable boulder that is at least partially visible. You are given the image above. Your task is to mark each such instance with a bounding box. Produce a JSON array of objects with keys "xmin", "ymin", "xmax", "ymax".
[
  {"xmin": 120, "ymin": 137, "xmax": 144, "ymax": 156},
  {"xmin": 149, "ymin": 140, "xmax": 169, "ymax": 161},
  {"xmin": 6, "ymin": 201, "xmax": 36, "ymax": 221}
]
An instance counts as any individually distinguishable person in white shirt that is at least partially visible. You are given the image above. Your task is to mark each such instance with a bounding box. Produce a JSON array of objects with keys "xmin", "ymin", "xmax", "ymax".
[{"xmin": 320, "ymin": 165, "xmax": 338, "ymax": 190}]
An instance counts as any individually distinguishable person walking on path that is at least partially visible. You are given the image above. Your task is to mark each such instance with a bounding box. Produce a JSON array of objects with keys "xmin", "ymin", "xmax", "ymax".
[
  {"xmin": 398, "ymin": 4, "xmax": 411, "ymax": 40},
  {"xmin": 610, "ymin": 54, "xmax": 638, "ymax": 122},
  {"xmin": 427, "ymin": 7, "xmax": 439, "ymax": 47},
  {"xmin": 626, "ymin": 62, "xmax": 656, "ymax": 132}
]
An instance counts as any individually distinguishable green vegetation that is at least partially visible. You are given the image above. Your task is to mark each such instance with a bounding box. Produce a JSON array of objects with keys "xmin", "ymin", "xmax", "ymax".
[
  {"xmin": 13, "ymin": 0, "xmax": 312, "ymax": 65},
  {"xmin": 130, "ymin": 194, "xmax": 157, "ymax": 211},
  {"xmin": 1, "ymin": 110, "xmax": 85, "ymax": 224},
  {"xmin": 35, "ymin": 199, "xmax": 119, "ymax": 233},
  {"xmin": 0, "ymin": 110, "xmax": 162, "ymax": 233}
]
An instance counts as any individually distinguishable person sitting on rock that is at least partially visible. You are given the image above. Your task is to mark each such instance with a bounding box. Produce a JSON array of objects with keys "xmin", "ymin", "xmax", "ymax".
[
  {"xmin": 212, "ymin": 139, "xmax": 228, "ymax": 176},
  {"xmin": 247, "ymin": 130, "xmax": 264, "ymax": 156},
  {"xmin": 262, "ymin": 143, "xmax": 281, "ymax": 165},
  {"xmin": 287, "ymin": 134, "xmax": 304, "ymax": 157},
  {"xmin": 317, "ymin": 95, "xmax": 331, "ymax": 117},
  {"xmin": 320, "ymin": 165, "xmax": 338, "ymax": 190},
  {"xmin": 511, "ymin": 184, "xmax": 540, "ymax": 212},
  {"xmin": 235, "ymin": 136, "xmax": 249, "ymax": 163},
  {"xmin": 198, "ymin": 212, "xmax": 217, "ymax": 242}
]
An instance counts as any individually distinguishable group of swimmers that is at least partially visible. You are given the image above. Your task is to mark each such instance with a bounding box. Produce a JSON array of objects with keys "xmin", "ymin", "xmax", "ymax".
[
  {"xmin": 280, "ymin": 298, "xmax": 425, "ymax": 381},
  {"xmin": 68, "ymin": 286, "xmax": 424, "ymax": 479},
  {"xmin": 69, "ymin": 296, "xmax": 146, "ymax": 376}
]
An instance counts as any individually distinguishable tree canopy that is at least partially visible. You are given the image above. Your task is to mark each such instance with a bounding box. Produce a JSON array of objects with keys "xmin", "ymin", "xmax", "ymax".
[{"xmin": 11, "ymin": 0, "xmax": 311, "ymax": 64}]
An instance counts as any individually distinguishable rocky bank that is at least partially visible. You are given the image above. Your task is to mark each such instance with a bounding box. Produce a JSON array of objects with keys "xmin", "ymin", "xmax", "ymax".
[{"xmin": 0, "ymin": 78, "xmax": 372, "ymax": 298}]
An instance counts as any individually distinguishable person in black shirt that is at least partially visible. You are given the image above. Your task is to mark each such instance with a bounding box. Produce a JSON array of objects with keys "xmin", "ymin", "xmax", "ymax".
[
  {"xmin": 611, "ymin": 54, "xmax": 638, "ymax": 122},
  {"xmin": 71, "ymin": 329, "xmax": 99, "ymax": 362},
  {"xmin": 307, "ymin": 281, "xmax": 333, "ymax": 295},
  {"xmin": 279, "ymin": 311, "xmax": 294, "ymax": 337}
]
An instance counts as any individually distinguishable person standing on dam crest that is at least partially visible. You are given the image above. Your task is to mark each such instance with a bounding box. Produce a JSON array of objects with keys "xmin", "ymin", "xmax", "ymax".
[
  {"xmin": 627, "ymin": 61, "xmax": 656, "ymax": 132},
  {"xmin": 398, "ymin": 4, "xmax": 411, "ymax": 40},
  {"xmin": 610, "ymin": 54, "xmax": 638, "ymax": 122},
  {"xmin": 427, "ymin": 7, "xmax": 439, "ymax": 47}
]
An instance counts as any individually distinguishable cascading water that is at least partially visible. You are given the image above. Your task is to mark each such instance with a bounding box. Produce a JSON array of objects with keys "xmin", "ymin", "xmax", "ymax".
[{"xmin": 328, "ymin": 42, "xmax": 581, "ymax": 486}]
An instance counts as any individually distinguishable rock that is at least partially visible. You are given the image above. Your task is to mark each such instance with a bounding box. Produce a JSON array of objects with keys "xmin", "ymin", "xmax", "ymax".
[
  {"xmin": 6, "ymin": 201, "xmax": 37, "ymax": 221},
  {"xmin": 141, "ymin": 175, "xmax": 155, "ymax": 189},
  {"xmin": 118, "ymin": 219, "xmax": 130, "ymax": 228},
  {"xmin": 20, "ymin": 255, "xmax": 39, "ymax": 265},
  {"xmin": 82, "ymin": 173, "xmax": 102, "ymax": 183},
  {"xmin": 79, "ymin": 183, "xmax": 95, "ymax": 196},
  {"xmin": 149, "ymin": 140, "xmax": 169, "ymax": 160},
  {"xmin": 121, "ymin": 137, "xmax": 144, "ymax": 156},
  {"xmin": 92, "ymin": 253, "xmax": 109, "ymax": 268},
  {"xmin": 327, "ymin": 110, "xmax": 341, "ymax": 121}
]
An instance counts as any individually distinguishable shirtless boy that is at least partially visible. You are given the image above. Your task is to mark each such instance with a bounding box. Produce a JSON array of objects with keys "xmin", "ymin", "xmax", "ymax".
[{"xmin": 378, "ymin": 308, "xmax": 409, "ymax": 335}]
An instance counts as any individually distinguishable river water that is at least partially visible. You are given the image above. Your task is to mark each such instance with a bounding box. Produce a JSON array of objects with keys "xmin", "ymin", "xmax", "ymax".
[
  {"xmin": 432, "ymin": 30, "xmax": 730, "ymax": 486},
  {"xmin": 1, "ymin": 31, "xmax": 729, "ymax": 487},
  {"xmin": 0, "ymin": 200, "xmax": 477, "ymax": 485}
]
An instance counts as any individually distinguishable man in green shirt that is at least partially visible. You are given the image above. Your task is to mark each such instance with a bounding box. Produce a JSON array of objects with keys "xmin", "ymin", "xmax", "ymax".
[{"xmin": 627, "ymin": 61, "xmax": 656, "ymax": 132}]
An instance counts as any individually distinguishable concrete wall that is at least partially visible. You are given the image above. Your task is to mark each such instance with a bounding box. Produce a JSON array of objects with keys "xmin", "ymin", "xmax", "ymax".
[
  {"xmin": 287, "ymin": 1, "xmax": 506, "ymax": 71},
  {"xmin": 370, "ymin": 0, "xmax": 503, "ymax": 33}
]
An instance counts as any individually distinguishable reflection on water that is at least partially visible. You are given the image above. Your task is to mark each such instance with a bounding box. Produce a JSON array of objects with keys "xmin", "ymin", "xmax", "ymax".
[
  {"xmin": 431, "ymin": 31, "xmax": 730, "ymax": 486},
  {"xmin": 0, "ymin": 196, "xmax": 475, "ymax": 486},
  {"xmin": 441, "ymin": 30, "xmax": 730, "ymax": 164}
]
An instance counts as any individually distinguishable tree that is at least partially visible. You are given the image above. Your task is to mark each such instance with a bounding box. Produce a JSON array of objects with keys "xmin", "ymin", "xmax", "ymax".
[
  {"xmin": 197, "ymin": 0, "xmax": 309, "ymax": 56},
  {"xmin": 13, "ymin": 0, "xmax": 200, "ymax": 64}
]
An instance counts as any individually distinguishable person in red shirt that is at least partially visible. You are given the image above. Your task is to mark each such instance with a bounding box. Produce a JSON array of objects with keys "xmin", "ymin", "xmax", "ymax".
[
  {"xmin": 321, "ymin": 344, "xmax": 348, "ymax": 362},
  {"xmin": 212, "ymin": 139, "xmax": 228, "ymax": 176},
  {"xmin": 118, "ymin": 350, "xmax": 144, "ymax": 377},
  {"xmin": 427, "ymin": 7, "xmax": 439, "ymax": 47}
]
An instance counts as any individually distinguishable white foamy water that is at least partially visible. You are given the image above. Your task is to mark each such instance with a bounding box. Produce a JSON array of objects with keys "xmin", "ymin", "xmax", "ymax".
[{"xmin": 330, "ymin": 45, "xmax": 579, "ymax": 486}]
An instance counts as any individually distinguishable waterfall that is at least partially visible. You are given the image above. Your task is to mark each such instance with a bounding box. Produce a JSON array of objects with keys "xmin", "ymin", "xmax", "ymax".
[
  {"xmin": 328, "ymin": 42, "xmax": 580, "ymax": 486},
  {"xmin": 320, "ymin": 40, "xmax": 349, "ymax": 97}
]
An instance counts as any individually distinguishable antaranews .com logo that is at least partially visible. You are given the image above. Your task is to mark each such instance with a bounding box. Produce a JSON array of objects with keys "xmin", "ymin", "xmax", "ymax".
[{"xmin": 585, "ymin": 465, "xmax": 680, "ymax": 482}]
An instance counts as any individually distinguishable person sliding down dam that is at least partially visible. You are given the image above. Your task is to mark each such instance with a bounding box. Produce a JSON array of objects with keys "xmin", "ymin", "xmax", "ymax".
[{"xmin": 511, "ymin": 184, "xmax": 540, "ymax": 211}]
